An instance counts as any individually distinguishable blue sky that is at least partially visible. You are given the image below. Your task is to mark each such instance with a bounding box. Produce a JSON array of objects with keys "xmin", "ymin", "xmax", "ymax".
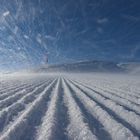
[{"xmin": 0, "ymin": 0, "xmax": 140, "ymax": 70}]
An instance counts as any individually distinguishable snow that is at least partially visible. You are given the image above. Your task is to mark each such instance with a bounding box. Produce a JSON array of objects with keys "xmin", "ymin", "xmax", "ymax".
[{"xmin": 0, "ymin": 73, "xmax": 140, "ymax": 140}]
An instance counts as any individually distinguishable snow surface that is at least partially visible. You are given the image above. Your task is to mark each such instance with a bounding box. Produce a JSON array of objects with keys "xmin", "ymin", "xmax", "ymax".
[{"xmin": 0, "ymin": 73, "xmax": 140, "ymax": 140}]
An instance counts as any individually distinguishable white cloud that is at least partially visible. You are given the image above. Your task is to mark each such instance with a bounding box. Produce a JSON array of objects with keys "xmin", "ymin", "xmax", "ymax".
[
  {"xmin": 36, "ymin": 34, "xmax": 42, "ymax": 44},
  {"xmin": 97, "ymin": 18, "xmax": 108, "ymax": 24},
  {"xmin": 45, "ymin": 35, "xmax": 56, "ymax": 41},
  {"xmin": 3, "ymin": 11, "xmax": 10, "ymax": 17},
  {"xmin": 24, "ymin": 35, "xmax": 29, "ymax": 39}
]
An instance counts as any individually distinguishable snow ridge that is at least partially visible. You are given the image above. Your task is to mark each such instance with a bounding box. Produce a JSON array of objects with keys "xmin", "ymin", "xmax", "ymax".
[{"xmin": 0, "ymin": 74, "xmax": 140, "ymax": 140}]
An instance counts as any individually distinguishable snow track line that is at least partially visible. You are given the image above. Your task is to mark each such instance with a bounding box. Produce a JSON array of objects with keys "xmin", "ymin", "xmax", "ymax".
[
  {"xmin": 100, "ymin": 86, "xmax": 140, "ymax": 101},
  {"xmin": 0, "ymin": 74, "xmax": 139, "ymax": 140},
  {"xmin": 65, "ymin": 79, "xmax": 139, "ymax": 140},
  {"xmin": 94, "ymin": 87, "xmax": 140, "ymax": 106},
  {"xmin": 0, "ymin": 83, "xmax": 30, "ymax": 98},
  {"xmin": 100, "ymin": 85, "xmax": 140, "ymax": 99},
  {"xmin": 87, "ymin": 88, "xmax": 140, "ymax": 116},
  {"xmin": 0, "ymin": 79, "xmax": 51, "ymax": 101},
  {"xmin": 55, "ymin": 79, "xmax": 69, "ymax": 140},
  {"xmin": 0, "ymin": 77, "xmax": 49, "ymax": 94},
  {"xmin": 86, "ymin": 85, "xmax": 140, "ymax": 106},
  {"xmin": 0, "ymin": 79, "xmax": 53, "ymax": 132},
  {"xmin": 68, "ymin": 79, "xmax": 140, "ymax": 135},
  {"xmin": 0, "ymin": 79, "xmax": 53, "ymax": 110},
  {"xmin": 70, "ymin": 79, "xmax": 140, "ymax": 115},
  {"xmin": 17, "ymin": 79, "xmax": 58, "ymax": 140},
  {"xmin": 36, "ymin": 78, "xmax": 69, "ymax": 140},
  {"xmin": 0, "ymin": 83, "xmax": 28, "ymax": 94},
  {"xmin": 0, "ymin": 79, "xmax": 57, "ymax": 140},
  {"xmin": 63, "ymin": 79, "xmax": 111, "ymax": 140},
  {"xmin": 0, "ymin": 82, "xmax": 34, "ymax": 96},
  {"xmin": 36, "ymin": 78, "xmax": 63, "ymax": 140},
  {"xmin": 70, "ymin": 79, "xmax": 140, "ymax": 107},
  {"xmin": 62, "ymin": 78, "xmax": 98, "ymax": 140}
]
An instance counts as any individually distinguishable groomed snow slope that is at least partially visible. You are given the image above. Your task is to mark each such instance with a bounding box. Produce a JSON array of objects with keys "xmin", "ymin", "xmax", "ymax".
[{"xmin": 0, "ymin": 73, "xmax": 140, "ymax": 140}]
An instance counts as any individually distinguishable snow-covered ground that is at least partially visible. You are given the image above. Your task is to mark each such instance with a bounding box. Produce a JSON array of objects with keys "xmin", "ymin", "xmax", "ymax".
[{"xmin": 0, "ymin": 72, "xmax": 140, "ymax": 140}]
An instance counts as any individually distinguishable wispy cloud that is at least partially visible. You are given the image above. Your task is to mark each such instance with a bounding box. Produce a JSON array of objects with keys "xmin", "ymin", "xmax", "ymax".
[
  {"xmin": 45, "ymin": 35, "xmax": 56, "ymax": 41},
  {"xmin": 97, "ymin": 18, "xmax": 108, "ymax": 24},
  {"xmin": 3, "ymin": 11, "xmax": 10, "ymax": 17},
  {"xmin": 121, "ymin": 14, "xmax": 140, "ymax": 22},
  {"xmin": 24, "ymin": 35, "xmax": 29, "ymax": 39}
]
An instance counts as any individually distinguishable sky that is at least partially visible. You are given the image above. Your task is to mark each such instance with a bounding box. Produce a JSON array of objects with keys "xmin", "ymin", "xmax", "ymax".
[{"xmin": 0, "ymin": 0, "xmax": 140, "ymax": 70}]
